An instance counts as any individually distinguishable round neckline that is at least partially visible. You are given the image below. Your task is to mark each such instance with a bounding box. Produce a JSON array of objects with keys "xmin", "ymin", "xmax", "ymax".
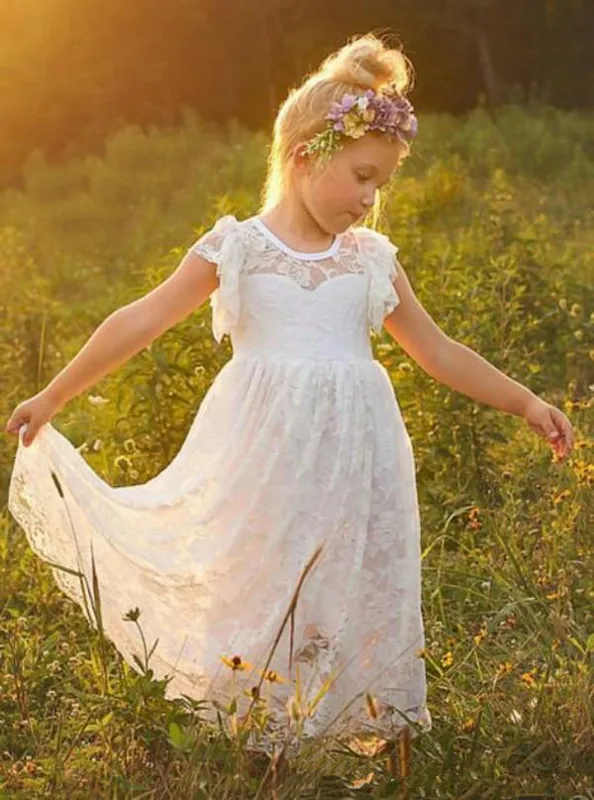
[{"xmin": 251, "ymin": 216, "xmax": 342, "ymax": 261}]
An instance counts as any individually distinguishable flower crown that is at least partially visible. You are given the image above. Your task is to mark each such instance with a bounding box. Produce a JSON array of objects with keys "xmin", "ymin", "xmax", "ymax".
[{"xmin": 304, "ymin": 89, "xmax": 418, "ymax": 162}]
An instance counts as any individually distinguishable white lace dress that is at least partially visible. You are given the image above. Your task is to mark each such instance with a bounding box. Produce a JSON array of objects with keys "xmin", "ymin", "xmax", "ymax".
[{"xmin": 8, "ymin": 214, "xmax": 433, "ymax": 754}]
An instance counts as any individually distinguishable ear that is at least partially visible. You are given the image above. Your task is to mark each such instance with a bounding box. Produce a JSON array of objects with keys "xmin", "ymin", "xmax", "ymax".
[{"xmin": 292, "ymin": 142, "xmax": 311, "ymax": 170}]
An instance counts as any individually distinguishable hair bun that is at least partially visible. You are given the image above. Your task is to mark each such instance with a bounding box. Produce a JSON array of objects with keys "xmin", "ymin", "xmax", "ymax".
[{"xmin": 320, "ymin": 34, "xmax": 412, "ymax": 96}]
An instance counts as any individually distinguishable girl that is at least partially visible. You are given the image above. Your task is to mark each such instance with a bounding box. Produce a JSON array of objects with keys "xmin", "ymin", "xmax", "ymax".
[{"xmin": 4, "ymin": 33, "xmax": 573, "ymax": 764}]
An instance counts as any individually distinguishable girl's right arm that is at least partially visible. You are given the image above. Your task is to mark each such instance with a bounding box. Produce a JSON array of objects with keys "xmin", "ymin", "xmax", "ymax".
[{"xmin": 4, "ymin": 250, "xmax": 218, "ymax": 445}]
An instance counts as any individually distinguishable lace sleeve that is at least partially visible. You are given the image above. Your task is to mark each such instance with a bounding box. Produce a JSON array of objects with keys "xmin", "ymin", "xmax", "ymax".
[
  {"xmin": 355, "ymin": 227, "xmax": 401, "ymax": 333},
  {"xmin": 188, "ymin": 215, "xmax": 248, "ymax": 343}
]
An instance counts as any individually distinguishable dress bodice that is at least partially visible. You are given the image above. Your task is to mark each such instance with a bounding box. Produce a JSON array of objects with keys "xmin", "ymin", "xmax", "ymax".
[{"xmin": 188, "ymin": 215, "xmax": 402, "ymax": 361}]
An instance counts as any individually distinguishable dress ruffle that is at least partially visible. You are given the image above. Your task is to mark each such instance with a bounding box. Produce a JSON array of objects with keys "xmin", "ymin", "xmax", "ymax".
[
  {"xmin": 355, "ymin": 228, "xmax": 401, "ymax": 333},
  {"xmin": 191, "ymin": 214, "xmax": 247, "ymax": 343}
]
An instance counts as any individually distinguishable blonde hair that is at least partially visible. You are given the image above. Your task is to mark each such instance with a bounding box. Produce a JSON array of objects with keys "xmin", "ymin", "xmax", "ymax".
[{"xmin": 261, "ymin": 33, "xmax": 415, "ymax": 212}]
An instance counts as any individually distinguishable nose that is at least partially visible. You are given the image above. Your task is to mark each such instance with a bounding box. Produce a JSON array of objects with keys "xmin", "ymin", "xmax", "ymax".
[{"xmin": 361, "ymin": 191, "xmax": 375, "ymax": 209}]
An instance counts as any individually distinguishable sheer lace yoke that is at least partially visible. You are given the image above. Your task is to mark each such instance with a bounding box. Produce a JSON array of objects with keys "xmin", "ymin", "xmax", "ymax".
[{"xmin": 242, "ymin": 216, "xmax": 366, "ymax": 290}]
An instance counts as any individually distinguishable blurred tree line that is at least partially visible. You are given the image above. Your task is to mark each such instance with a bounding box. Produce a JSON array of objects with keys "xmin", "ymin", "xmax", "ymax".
[{"xmin": 1, "ymin": 0, "xmax": 593, "ymax": 186}]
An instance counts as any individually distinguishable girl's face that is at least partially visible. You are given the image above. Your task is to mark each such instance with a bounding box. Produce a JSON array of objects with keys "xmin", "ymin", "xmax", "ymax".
[{"xmin": 297, "ymin": 132, "xmax": 402, "ymax": 234}]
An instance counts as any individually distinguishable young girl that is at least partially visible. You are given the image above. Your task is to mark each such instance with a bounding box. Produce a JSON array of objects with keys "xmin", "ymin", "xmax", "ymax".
[{"xmin": 4, "ymin": 34, "xmax": 573, "ymax": 761}]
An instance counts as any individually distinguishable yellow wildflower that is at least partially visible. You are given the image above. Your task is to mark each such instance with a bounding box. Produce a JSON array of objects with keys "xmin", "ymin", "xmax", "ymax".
[
  {"xmin": 220, "ymin": 654, "xmax": 253, "ymax": 671},
  {"xmin": 520, "ymin": 670, "xmax": 537, "ymax": 687},
  {"xmin": 256, "ymin": 668, "xmax": 287, "ymax": 684},
  {"xmin": 495, "ymin": 661, "xmax": 513, "ymax": 678},
  {"xmin": 441, "ymin": 651, "xmax": 454, "ymax": 667},
  {"xmin": 473, "ymin": 625, "xmax": 488, "ymax": 646}
]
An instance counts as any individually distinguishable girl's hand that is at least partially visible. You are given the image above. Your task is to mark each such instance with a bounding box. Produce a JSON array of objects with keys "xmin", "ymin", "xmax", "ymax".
[
  {"xmin": 522, "ymin": 395, "xmax": 574, "ymax": 462},
  {"xmin": 4, "ymin": 389, "xmax": 63, "ymax": 448}
]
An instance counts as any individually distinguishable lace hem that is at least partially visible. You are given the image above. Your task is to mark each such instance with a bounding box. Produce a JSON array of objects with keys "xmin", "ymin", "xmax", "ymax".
[{"xmin": 242, "ymin": 703, "xmax": 433, "ymax": 757}]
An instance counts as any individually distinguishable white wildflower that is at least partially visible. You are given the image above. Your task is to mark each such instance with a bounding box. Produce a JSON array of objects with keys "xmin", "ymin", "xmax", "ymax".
[{"xmin": 88, "ymin": 394, "xmax": 110, "ymax": 405}]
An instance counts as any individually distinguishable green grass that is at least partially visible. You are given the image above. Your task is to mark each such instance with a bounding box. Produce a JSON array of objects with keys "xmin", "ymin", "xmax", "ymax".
[{"xmin": 0, "ymin": 103, "xmax": 592, "ymax": 797}]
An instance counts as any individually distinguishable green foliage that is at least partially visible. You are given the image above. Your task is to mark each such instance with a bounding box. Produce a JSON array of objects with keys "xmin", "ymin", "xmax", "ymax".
[{"xmin": 0, "ymin": 105, "xmax": 592, "ymax": 797}]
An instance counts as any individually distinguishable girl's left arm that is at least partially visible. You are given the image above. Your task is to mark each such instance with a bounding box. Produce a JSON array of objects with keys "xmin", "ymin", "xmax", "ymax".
[
  {"xmin": 421, "ymin": 339, "xmax": 573, "ymax": 461},
  {"xmin": 383, "ymin": 263, "xmax": 574, "ymax": 462}
]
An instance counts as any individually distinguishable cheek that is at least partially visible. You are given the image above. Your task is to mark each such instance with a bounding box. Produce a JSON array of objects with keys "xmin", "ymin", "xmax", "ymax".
[
  {"xmin": 307, "ymin": 165, "xmax": 358, "ymax": 212},
  {"xmin": 321, "ymin": 173, "xmax": 358, "ymax": 206},
  {"xmin": 310, "ymin": 176, "xmax": 337, "ymax": 208},
  {"xmin": 340, "ymin": 179, "xmax": 361, "ymax": 206}
]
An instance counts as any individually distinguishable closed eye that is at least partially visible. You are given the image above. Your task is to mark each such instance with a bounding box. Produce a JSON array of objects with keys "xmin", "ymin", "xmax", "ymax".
[{"xmin": 356, "ymin": 172, "xmax": 389, "ymax": 189}]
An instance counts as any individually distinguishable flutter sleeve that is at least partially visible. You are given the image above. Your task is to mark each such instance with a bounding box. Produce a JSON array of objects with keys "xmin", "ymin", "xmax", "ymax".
[
  {"xmin": 355, "ymin": 227, "xmax": 402, "ymax": 333},
  {"xmin": 188, "ymin": 214, "xmax": 248, "ymax": 343}
]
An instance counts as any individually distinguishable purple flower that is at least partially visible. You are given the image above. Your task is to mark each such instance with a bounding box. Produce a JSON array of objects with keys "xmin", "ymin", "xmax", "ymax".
[
  {"xmin": 328, "ymin": 93, "xmax": 358, "ymax": 121},
  {"xmin": 339, "ymin": 93, "xmax": 358, "ymax": 112}
]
